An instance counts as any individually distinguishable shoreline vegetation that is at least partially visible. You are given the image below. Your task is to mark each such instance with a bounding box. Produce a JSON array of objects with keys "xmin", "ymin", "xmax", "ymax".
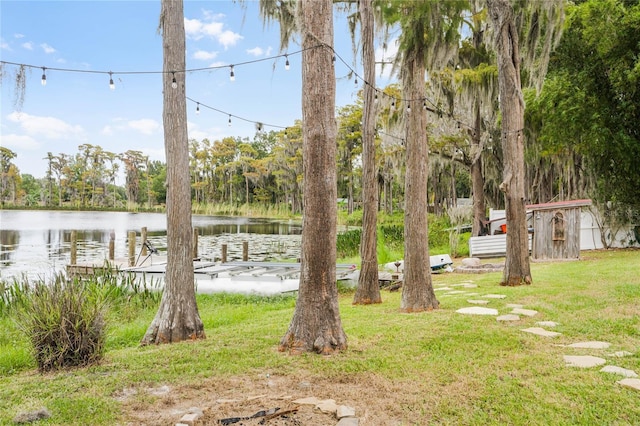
[{"xmin": 0, "ymin": 249, "xmax": 638, "ymax": 424}]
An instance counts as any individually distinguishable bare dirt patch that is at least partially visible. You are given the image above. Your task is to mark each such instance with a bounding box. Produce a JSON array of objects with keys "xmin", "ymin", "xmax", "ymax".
[{"xmin": 118, "ymin": 372, "xmax": 423, "ymax": 425}]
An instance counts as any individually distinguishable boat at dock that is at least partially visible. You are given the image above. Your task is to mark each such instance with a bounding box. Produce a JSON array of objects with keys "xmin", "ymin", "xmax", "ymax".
[{"xmin": 121, "ymin": 260, "xmax": 359, "ymax": 296}]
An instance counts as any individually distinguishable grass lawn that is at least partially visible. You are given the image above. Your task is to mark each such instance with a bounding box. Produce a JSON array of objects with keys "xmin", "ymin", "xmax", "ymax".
[{"xmin": 0, "ymin": 249, "xmax": 638, "ymax": 425}]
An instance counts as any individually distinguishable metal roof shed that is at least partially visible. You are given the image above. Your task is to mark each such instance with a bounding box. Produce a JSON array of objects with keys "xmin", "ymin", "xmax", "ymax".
[{"xmin": 529, "ymin": 199, "xmax": 592, "ymax": 260}]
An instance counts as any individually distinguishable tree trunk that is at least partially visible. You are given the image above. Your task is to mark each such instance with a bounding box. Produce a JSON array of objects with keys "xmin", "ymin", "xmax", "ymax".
[
  {"xmin": 487, "ymin": 0, "xmax": 532, "ymax": 286},
  {"xmin": 471, "ymin": 103, "xmax": 486, "ymax": 237},
  {"xmin": 142, "ymin": 0, "xmax": 205, "ymax": 344},
  {"xmin": 401, "ymin": 45, "xmax": 439, "ymax": 312},
  {"xmin": 279, "ymin": 0, "xmax": 347, "ymax": 354},
  {"xmin": 353, "ymin": 0, "xmax": 381, "ymax": 305}
]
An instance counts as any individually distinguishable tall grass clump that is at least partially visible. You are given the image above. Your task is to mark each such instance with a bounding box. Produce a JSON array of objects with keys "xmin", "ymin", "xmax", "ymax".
[
  {"xmin": 0, "ymin": 275, "xmax": 32, "ymax": 317},
  {"xmin": 16, "ymin": 274, "xmax": 108, "ymax": 372}
]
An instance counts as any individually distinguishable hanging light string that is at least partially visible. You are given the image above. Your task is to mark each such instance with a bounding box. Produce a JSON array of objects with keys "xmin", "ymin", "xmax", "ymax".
[
  {"xmin": 186, "ymin": 96, "xmax": 288, "ymax": 131},
  {"xmin": 1, "ymin": 43, "xmax": 520, "ymax": 135},
  {"xmin": 0, "ymin": 46, "xmax": 310, "ymax": 79}
]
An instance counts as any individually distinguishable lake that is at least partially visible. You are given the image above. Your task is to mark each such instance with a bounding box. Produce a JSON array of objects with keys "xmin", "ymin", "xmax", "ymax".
[{"xmin": 0, "ymin": 210, "xmax": 302, "ymax": 281}]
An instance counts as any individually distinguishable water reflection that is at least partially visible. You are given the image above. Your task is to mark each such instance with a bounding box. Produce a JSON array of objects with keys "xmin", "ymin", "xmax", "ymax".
[{"xmin": 0, "ymin": 210, "xmax": 302, "ymax": 280}]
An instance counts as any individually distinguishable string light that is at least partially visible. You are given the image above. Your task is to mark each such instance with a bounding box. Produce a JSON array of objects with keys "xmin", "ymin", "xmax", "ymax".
[
  {"xmin": 407, "ymin": 103, "xmax": 411, "ymax": 113},
  {"xmin": 41, "ymin": 67, "xmax": 46, "ymax": 86},
  {"xmin": 374, "ymin": 91, "xmax": 378, "ymax": 104},
  {"xmin": 423, "ymin": 100, "xmax": 427, "ymax": 110},
  {"xmin": 355, "ymin": 76, "xmax": 358, "ymax": 86},
  {"xmin": 171, "ymin": 72, "xmax": 177, "ymax": 89},
  {"xmin": 186, "ymin": 96, "xmax": 288, "ymax": 133},
  {"xmin": 1, "ymin": 44, "xmax": 485, "ymax": 132},
  {"xmin": 196, "ymin": 102, "xmax": 200, "ymax": 115}
]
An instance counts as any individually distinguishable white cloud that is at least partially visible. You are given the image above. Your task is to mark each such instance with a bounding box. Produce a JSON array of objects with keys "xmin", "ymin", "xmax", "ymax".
[
  {"xmin": 128, "ymin": 119, "xmax": 160, "ymax": 135},
  {"xmin": 246, "ymin": 46, "xmax": 273, "ymax": 57},
  {"xmin": 193, "ymin": 49, "xmax": 218, "ymax": 61},
  {"xmin": 184, "ymin": 14, "xmax": 243, "ymax": 49},
  {"xmin": 0, "ymin": 38, "xmax": 11, "ymax": 50},
  {"xmin": 7, "ymin": 112, "xmax": 85, "ymax": 140},
  {"xmin": 40, "ymin": 43, "xmax": 56, "ymax": 54},
  {"xmin": 102, "ymin": 125, "xmax": 113, "ymax": 136},
  {"xmin": 0, "ymin": 133, "xmax": 40, "ymax": 150},
  {"xmin": 14, "ymin": 33, "xmax": 25, "ymax": 39},
  {"xmin": 218, "ymin": 30, "xmax": 243, "ymax": 49},
  {"xmin": 21, "ymin": 41, "xmax": 33, "ymax": 50}
]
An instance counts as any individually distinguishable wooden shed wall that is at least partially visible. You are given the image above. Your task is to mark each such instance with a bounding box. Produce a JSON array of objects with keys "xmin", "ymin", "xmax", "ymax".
[{"xmin": 532, "ymin": 207, "xmax": 581, "ymax": 260}]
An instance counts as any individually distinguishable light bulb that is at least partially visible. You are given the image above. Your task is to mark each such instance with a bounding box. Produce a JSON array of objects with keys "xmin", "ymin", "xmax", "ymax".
[
  {"xmin": 228, "ymin": 115, "xmax": 232, "ymax": 126},
  {"xmin": 374, "ymin": 92, "xmax": 378, "ymax": 104},
  {"xmin": 229, "ymin": 65, "xmax": 235, "ymax": 82},
  {"xmin": 355, "ymin": 76, "xmax": 358, "ymax": 86},
  {"xmin": 109, "ymin": 72, "xmax": 115, "ymax": 91},
  {"xmin": 390, "ymin": 100, "xmax": 395, "ymax": 110},
  {"xmin": 407, "ymin": 103, "xmax": 411, "ymax": 112},
  {"xmin": 41, "ymin": 67, "xmax": 47, "ymax": 86},
  {"xmin": 196, "ymin": 103, "xmax": 200, "ymax": 115},
  {"xmin": 423, "ymin": 100, "xmax": 427, "ymax": 110},
  {"xmin": 171, "ymin": 72, "xmax": 177, "ymax": 89},
  {"xmin": 285, "ymin": 55, "xmax": 290, "ymax": 71}
]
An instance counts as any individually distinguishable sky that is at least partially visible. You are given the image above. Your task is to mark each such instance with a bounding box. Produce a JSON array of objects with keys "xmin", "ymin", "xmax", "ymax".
[{"xmin": 0, "ymin": 0, "xmax": 397, "ymax": 181}]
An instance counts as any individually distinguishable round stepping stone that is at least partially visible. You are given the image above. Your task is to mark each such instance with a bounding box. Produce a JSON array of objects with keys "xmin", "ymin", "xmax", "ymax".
[
  {"xmin": 467, "ymin": 299, "xmax": 489, "ymax": 305},
  {"xmin": 617, "ymin": 378, "xmax": 640, "ymax": 391},
  {"xmin": 456, "ymin": 307, "xmax": 499, "ymax": 315},
  {"xmin": 434, "ymin": 287, "xmax": 453, "ymax": 291},
  {"xmin": 484, "ymin": 294, "xmax": 507, "ymax": 299},
  {"xmin": 567, "ymin": 341, "xmax": 611, "ymax": 349},
  {"xmin": 462, "ymin": 284, "xmax": 478, "ymax": 288},
  {"xmin": 445, "ymin": 290, "xmax": 467, "ymax": 295},
  {"xmin": 506, "ymin": 303, "xmax": 523, "ymax": 309},
  {"xmin": 521, "ymin": 327, "xmax": 561, "ymax": 337},
  {"xmin": 497, "ymin": 314, "xmax": 520, "ymax": 322},
  {"xmin": 511, "ymin": 308, "xmax": 538, "ymax": 317},
  {"xmin": 536, "ymin": 321, "xmax": 558, "ymax": 327},
  {"xmin": 564, "ymin": 355, "xmax": 607, "ymax": 368},
  {"xmin": 600, "ymin": 366, "xmax": 638, "ymax": 378}
]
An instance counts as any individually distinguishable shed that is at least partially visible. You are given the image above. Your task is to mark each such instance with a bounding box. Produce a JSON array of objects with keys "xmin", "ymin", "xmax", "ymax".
[{"xmin": 530, "ymin": 199, "xmax": 592, "ymax": 260}]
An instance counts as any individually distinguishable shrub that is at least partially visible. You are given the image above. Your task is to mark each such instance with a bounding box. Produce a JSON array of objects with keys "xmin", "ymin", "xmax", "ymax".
[
  {"xmin": 16, "ymin": 274, "xmax": 107, "ymax": 372},
  {"xmin": 337, "ymin": 229, "xmax": 362, "ymax": 258}
]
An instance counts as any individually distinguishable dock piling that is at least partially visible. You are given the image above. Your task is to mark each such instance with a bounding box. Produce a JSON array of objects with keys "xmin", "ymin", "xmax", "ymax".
[
  {"xmin": 70, "ymin": 230, "xmax": 77, "ymax": 265},
  {"xmin": 128, "ymin": 231, "xmax": 136, "ymax": 266}
]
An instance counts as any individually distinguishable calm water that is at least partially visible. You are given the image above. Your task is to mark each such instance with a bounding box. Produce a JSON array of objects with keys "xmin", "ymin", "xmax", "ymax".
[{"xmin": 0, "ymin": 210, "xmax": 302, "ymax": 281}]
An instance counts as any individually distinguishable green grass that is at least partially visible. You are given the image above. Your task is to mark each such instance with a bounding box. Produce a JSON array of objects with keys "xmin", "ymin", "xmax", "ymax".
[{"xmin": 1, "ymin": 250, "xmax": 639, "ymax": 425}]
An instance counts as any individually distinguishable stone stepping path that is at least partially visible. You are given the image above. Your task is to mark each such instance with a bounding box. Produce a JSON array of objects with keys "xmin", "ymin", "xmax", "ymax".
[
  {"xmin": 511, "ymin": 308, "xmax": 538, "ymax": 317},
  {"xmin": 564, "ymin": 355, "xmax": 607, "ymax": 368},
  {"xmin": 565, "ymin": 341, "xmax": 611, "ymax": 349},
  {"xmin": 497, "ymin": 314, "xmax": 520, "ymax": 322},
  {"xmin": 456, "ymin": 307, "xmax": 498, "ymax": 315},
  {"xmin": 600, "ymin": 366, "xmax": 638, "ymax": 378},
  {"xmin": 453, "ymin": 295, "xmax": 638, "ymax": 394},
  {"xmin": 484, "ymin": 294, "xmax": 507, "ymax": 299},
  {"xmin": 521, "ymin": 327, "xmax": 562, "ymax": 337},
  {"xmin": 618, "ymin": 379, "xmax": 640, "ymax": 391}
]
